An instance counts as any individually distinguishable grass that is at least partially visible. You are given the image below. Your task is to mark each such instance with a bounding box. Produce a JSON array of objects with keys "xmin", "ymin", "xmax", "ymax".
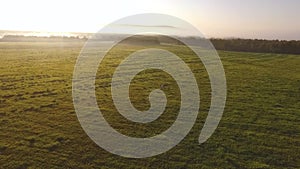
[{"xmin": 0, "ymin": 40, "xmax": 299, "ymax": 168}]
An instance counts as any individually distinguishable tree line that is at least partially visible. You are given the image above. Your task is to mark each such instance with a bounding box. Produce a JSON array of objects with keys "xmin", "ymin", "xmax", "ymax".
[
  {"xmin": 1, "ymin": 35, "xmax": 300, "ymax": 54},
  {"xmin": 210, "ymin": 38, "xmax": 300, "ymax": 54}
]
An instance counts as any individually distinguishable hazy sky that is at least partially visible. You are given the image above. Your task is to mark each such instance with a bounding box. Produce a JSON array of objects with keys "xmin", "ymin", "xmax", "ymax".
[{"xmin": 1, "ymin": 0, "xmax": 300, "ymax": 40}]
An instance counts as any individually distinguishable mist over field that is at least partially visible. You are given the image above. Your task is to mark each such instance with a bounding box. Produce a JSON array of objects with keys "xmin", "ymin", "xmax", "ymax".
[{"xmin": 0, "ymin": 35, "xmax": 299, "ymax": 168}]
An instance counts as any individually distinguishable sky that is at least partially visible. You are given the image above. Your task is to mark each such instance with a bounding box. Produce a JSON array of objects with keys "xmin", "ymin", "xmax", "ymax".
[{"xmin": 0, "ymin": 0, "xmax": 300, "ymax": 40}]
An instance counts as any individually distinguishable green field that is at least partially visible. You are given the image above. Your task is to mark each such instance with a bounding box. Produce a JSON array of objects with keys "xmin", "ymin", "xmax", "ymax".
[{"xmin": 0, "ymin": 40, "xmax": 299, "ymax": 168}]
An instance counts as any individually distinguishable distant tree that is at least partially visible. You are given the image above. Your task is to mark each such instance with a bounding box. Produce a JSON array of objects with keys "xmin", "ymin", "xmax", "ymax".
[{"xmin": 210, "ymin": 38, "xmax": 300, "ymax": 54}]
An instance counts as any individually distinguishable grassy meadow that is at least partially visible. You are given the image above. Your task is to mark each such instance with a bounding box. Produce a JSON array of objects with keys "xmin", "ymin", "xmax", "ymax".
[{"xmin": 0, "ymin": 39, "xmax": 299, "ymax": 168}]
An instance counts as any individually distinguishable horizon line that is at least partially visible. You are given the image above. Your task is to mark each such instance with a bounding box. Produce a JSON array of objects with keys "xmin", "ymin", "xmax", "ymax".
[{"xmin": 1, "ymin": 29, "xmax": 299, "ymax": 41}]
